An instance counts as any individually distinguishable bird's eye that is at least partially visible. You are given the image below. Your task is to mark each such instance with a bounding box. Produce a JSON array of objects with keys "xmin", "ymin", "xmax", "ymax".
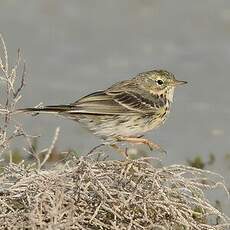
[{"xmin": 156, "ymin": 79, "xmax": 164, "ymax": 85}]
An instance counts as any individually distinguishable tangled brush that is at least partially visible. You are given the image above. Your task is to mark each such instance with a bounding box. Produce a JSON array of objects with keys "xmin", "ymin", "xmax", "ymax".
[{"xmin": 0, "ymin": 156, "xmax": 229, "ymax": 230}]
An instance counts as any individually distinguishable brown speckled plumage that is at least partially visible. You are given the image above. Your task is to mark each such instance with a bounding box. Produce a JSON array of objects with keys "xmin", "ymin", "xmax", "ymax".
[{"xmin": 19, "ymin": 69, "xmax": 187, "ymax": 157}]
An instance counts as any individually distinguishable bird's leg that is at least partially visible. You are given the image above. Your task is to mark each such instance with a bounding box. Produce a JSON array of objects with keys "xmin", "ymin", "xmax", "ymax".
[
  {"xmin": 117, "ymin": 136, "xmax": 166, "ymax": 154},
  {"xmin": 128, "ymin": 135, "xmax": 144, "ymax": 138},
  {"xmin": 110, "ymin": 144, "xmax": 129, "ymax": 159},
  {"xmin": 87, "ymin": 143, "xmax": 105, "ymax": 156}
]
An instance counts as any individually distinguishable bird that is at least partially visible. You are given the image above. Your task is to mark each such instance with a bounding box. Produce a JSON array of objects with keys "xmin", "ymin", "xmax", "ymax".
[{"xmin": 18, "ymin": 69, "xmax": 187, "ymax": 157}]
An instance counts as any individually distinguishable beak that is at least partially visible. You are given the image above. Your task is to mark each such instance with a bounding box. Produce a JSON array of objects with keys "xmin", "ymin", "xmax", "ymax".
[{"xmin": 173, "ymin": 79, "xmax": 188, "ymax": 86}]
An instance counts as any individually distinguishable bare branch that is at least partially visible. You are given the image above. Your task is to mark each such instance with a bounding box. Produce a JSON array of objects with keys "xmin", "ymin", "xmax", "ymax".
[
  {"xmin": 13, "ymin": 61, "xmax": 26, "ymax": 99},
  {"xmin": 40, "ymin": 127, "xmax": 60, "ymax": 169}
]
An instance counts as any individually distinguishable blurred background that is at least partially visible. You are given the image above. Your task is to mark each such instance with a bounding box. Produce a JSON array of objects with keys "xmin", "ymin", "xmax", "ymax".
[{"xmin": 0, "ymin": 0, "xmax": 230, "ymax": 186}]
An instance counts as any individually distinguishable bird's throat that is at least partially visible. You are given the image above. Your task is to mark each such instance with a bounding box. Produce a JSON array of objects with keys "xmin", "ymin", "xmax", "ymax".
[{"xmin": 165, "ymin": 87, "xmax": 175, "ymax": 103}]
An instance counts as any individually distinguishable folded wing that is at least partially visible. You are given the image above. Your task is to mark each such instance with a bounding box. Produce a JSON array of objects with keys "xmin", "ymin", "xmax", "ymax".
[{"xmin": 69, "ymin": 88, "xmax": 158, "ymax": 115}]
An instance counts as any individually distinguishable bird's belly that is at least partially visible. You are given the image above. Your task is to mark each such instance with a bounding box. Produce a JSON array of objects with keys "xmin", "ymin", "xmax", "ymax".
[{"xmin": 76, "ymin": 111, "xmax": 169, "ymax": 140}]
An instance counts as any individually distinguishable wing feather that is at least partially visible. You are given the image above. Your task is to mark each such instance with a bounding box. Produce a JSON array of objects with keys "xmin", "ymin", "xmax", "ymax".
[
  {"xmin": 67, "ymin": 76, "xmax": 166, "ymax": 115},
  {"xmin": 67, "ymin": 88, "xmax": 162, "ymax": 115},
  {"xmin": 108, "ymin": 91, "xmax": 158, "ymax": 112},
  {"xmin": 69, "ymin": 91, "xmax": 133, "ymax": 115}
]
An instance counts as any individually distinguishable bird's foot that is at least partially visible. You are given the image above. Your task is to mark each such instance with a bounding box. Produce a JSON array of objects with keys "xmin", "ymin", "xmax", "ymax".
[
  {"xmin": 110, "ymin": 144, "xmax": 129, "ymax": 159},
  {"xmin": 116, "ymin": 136, "xmax": 167, "ymax": 154},
  {"xmin": 144, "ymin": 140, "xmax": 167, "ymax": 154}
]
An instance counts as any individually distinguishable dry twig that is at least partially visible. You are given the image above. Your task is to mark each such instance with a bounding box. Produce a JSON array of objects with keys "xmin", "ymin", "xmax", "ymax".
[
  {"xmin": 0, "ymin": 157, "xmax": 229, "ymax": 229},
  {"xmin": 0, "ymin": 33, "xmax": 26, "ymax": 155}
]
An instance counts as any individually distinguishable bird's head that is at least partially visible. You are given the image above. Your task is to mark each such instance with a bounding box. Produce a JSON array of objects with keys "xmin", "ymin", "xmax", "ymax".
[{"xmin": 137, "ymin": 69, "xmax": 187, "ymax": 102}]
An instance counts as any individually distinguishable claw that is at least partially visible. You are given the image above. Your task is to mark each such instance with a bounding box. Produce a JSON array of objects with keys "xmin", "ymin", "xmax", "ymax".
[
  {"xmin": 146, "ymin": 141, "xmax": 167, "ymax": 154},
  {"xmin": 110, "ymin": 144, "xmax": 129, "ymax": 159},
  {"xmin": 146, "ymin": 143, "xmax": 166, "ymax": 154}
]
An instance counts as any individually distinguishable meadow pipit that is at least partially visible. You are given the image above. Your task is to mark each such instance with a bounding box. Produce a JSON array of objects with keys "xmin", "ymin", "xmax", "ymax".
[{"xmin": 19, "ymin": 70, "xmax": 187, "ymax": 157}]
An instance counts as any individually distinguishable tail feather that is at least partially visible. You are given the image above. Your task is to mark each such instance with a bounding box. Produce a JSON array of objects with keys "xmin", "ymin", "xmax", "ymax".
[{"xmin": 17, "ymin": 105, "xmax": 74, "ymax": 114}]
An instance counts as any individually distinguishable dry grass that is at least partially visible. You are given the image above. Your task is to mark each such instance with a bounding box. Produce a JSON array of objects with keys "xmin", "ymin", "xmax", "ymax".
[{"xmin": 0, "ymin": 156, "xmax": 229, "ymax": 230}]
